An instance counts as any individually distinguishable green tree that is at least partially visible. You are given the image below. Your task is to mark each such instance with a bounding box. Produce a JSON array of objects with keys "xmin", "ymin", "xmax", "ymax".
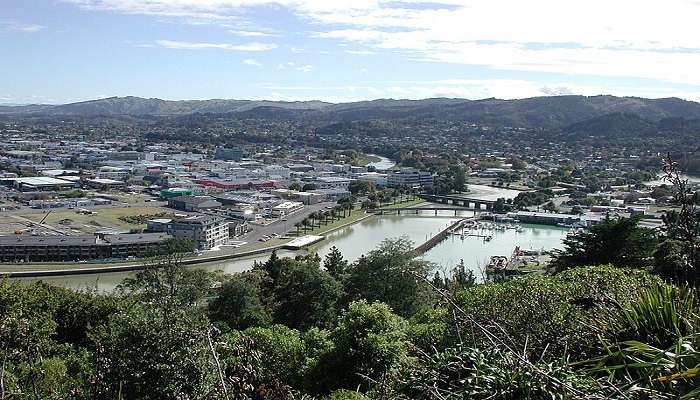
[
  {"xmin": 552, "ymin": 215, "xmax": 657, "ymax": 271},
  {"xmin": 323, "ymin": 246, "xmax": 349, "ymax": 279},
  {"xmin": 208, "ymin": 271, "xmax": 272, "ymax": 331},
  {"xmin": 272, "ymin": 260, "xmax": 344, "ymax": 330},
  {"xmin": 653, "ymin": 154, "xmax": 700, "ymax": 284},
  {"xmin": 315, "ymin": 301, "xmax": 408, "ymax": 393},
  {"xmin": 345, "ymin": 238, "xmax": 434, "ymax": 317}
]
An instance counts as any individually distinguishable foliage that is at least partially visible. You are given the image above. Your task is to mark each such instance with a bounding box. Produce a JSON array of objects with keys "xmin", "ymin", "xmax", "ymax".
[
  {"xmin": 397, "ymin": 344, "xmax": 601, "ymax": 400},
  {"xmin": 653, "ymin": 154, "xmax": 700, "ymax": 285},
  {"xmin": 453, "ymin": 266, "xmax": 662, "ymax": 360},
  {"xmin": 209, "ymin": 271, "xmax": 272, "ymax": 331},
  {"xmin": 272, "ymin": 258, "xmax": 344, "ymax": 330},
  {"xmin": 345, "ymin": 238, "xmax": 434, "ymax": 317},
  {"xmin": 552, "ymin": 215, "xmax": 658, "ymax": 271},
  {"xmin": 314, "ymin": 300, "xmax": 409, "ymax": 393},
  {"xmin": 323, "ymin": 246, "xmax": 349, "ymax": 279},
  {"xmin": 598, "ymin": 283, "xmax": 699, "ymax": 348}
]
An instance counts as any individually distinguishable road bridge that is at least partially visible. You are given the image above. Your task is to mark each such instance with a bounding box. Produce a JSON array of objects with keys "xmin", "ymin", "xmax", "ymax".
[{"xmin": 418, "ymin": 194, "xmax": 496, "ymax": 211}]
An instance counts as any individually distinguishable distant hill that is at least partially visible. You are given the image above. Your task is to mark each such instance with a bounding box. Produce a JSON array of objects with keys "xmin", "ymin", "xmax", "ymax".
[{"xmin": 3, "ymin": 95, "xmax": 700, "ymax": 130}]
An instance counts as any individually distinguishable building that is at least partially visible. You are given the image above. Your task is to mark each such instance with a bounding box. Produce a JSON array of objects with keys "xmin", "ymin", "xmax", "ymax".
[
  {"xmin": 387, "ymin": 168, "xmax": 434, "ymax": 189},
  {"xmin": 354, "ymin": 172, "xmax": 388, "ymax": 187},
  {"xmin": 270, "ymin": 201, "xmax": 304, "ymax": 217},
  {"xmin": 96, "ymin": 166, "xmax": 131, "ymax": 181},
  {"xmin": 85, "ymin": 178, "xmax": 127, "ymax": 190},
  {"xmin": 160, "ymin": 188, "xmax": 193, "ymax": 199},
  {"xmin": 312, "ymin": 188, "xmax": 352, "ymax": 201},
  {"xmin": 313, "ymin": 176, "xmax": 354, "ymax": 190},
  {"xmin": 214, "ymin": 148, "xmax": 245, "ymax": 161},
  {"xmin": 2, "ymin": 177, "xmax": 79, "ymax": 192},
  {"xmin": 165, "ymin": 215, "xmax": 229, "ymax": 250},
  {"xmin": 0, "ymin": 233, "xmax": 171, "ymax": 262},
  {"xmin": 168, "ymin": 195, "xmax": 222, "ymax": 212}
]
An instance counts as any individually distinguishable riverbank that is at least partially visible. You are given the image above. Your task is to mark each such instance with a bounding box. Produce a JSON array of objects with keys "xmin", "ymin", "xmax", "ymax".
[{"xmin": 0, "ymin": 200, "xmax": 421, "ymax": 278}]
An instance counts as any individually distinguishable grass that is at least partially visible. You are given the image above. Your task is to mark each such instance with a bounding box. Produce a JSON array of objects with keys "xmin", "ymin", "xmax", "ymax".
[
  {"xmin": 289, "ymin": 209, "xmax": 372, "ymax": 237},
  {"xmin": 376, "ymin": 197, "xmax": 425, "ymax": 209},
  {"xmin": 21, "ymin": 206, "xmax": 171, "ymax": 233}
]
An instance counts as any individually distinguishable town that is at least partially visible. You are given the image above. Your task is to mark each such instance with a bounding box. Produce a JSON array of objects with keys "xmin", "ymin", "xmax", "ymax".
[{"xmin": 0, "ymin": 115, "xmax": 685, "ymax": 272}]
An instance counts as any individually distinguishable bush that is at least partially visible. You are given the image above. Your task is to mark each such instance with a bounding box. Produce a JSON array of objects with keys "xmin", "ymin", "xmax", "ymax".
[{"xmin": 451, "ymin": 265, "xmax": 662, "ymax": 360}]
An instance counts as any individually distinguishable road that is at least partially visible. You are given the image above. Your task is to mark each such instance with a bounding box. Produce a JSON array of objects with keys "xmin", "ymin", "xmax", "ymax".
[{"xmin": 238, "ymin": 201, "xmax": 338, "ymax": 243}]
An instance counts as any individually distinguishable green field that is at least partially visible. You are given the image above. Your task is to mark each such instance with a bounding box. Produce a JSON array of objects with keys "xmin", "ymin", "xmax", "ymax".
[{"xmin": 22, "ymin": 206, "xmax": 172, "ymax": 233}]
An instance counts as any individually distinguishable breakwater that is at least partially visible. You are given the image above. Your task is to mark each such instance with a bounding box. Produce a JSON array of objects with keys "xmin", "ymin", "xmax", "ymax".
[{"xmin": 414, "ymin": 218, "xmax": 474, "ymax": 254}]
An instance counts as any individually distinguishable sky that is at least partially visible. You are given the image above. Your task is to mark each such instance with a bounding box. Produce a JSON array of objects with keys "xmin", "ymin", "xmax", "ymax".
[{"xmin": 3, "ymin": 0, "xmax": 700, "ymax": 104}]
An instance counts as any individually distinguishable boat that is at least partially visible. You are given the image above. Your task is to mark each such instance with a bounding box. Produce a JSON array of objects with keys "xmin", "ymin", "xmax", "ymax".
[{"xmin": 487, "ymin": 255, "xmax": 509, "ymax": 270}]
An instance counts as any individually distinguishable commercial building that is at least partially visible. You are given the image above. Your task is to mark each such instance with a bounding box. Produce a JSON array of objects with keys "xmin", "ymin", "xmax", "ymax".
[
  {"xmin": 160, "ymin": 188, "xmax": 193, "ymax": 198},
  {"xmin": 313, "ymin": 176, "xmax": 354, "ymax": 190},
  {"xmin": 0, "ymin": 233, "xmax": 171, "ymax": 262},
  {"xmin": 270, "ymin": 201, "xmax": 304, "ymax": 217},
  {"xmin": 164, "ymin": 215, "xmax": 229, "ymax": 250},
  {"xmin": 2, "ymin": 177, "xmax": 79, "ymax": 192},
  {"xmin": 96, "ymin": 166, "xmax": 131, "ymax": 181},
  {"xmin": 168, "ymin": 195, "xmax": 222, "ymax": 212},
  {"xmin": 387, "ymin": 168, "xmax": 434, "ymax": 189}
]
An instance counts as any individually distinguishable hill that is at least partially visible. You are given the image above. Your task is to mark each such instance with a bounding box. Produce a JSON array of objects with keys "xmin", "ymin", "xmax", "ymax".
[{"xmin": 3, "ymin": 95, "xmax": 700, "ymax": 130}]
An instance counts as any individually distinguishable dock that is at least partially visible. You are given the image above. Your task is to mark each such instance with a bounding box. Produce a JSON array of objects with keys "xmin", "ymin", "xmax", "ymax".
[{"xmin": 414, "ymin": 217, "xmax": 476, "ymax": 254}]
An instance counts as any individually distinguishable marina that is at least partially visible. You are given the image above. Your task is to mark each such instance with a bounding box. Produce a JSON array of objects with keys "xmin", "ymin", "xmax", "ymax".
[{"xmin": 14, "ymin": 212, "xmax": 569, "ymax": 290}]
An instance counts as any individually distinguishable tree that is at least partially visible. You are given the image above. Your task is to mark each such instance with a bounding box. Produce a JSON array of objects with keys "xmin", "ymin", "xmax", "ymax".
[
  {"xmin": 302, "ymin": 183, "xmax": 317, "ymax": 192},
  {"xmin": 288, "ymin": 182, "xmax": 302, "ymax": 191},
  {"xmin": 344, "ymin": 238, "xmax": 434, "ymax": 317},
  {"xmin": 314, "ymin": 301, "xmax": 408, "ymax": 393},
  {"xmin": 323, "ymin": 246, "xmax": 349, "ymax": 279},
  {"xmin": 552, "ymin": 215, "xmax": 658, "ymax": 271},
  {"xmin": 272, "ymin": 260, "xmax": 344, "ymax": 330},
  {"xmin": 349, "ymin": 180, "xmax": 375, "ymax": 196},
  {"xmin": 208, "ymin": 271, "xmax": 272, "ymax": 331},
  {"xmin": 653, "ymin": 154, "xmax": 700, "ymax": 284}
]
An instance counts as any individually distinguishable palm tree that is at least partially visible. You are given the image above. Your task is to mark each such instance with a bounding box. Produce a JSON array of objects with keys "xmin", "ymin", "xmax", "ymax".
[{"xmin": 294, "ymin": 222, "xmax": 301, "ymax": 236}]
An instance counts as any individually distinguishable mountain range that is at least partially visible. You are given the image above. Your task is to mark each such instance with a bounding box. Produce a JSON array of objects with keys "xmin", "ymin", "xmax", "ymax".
[{"xmin": 4, "ymin": 95, "xmax": 700, "ymax": 131}]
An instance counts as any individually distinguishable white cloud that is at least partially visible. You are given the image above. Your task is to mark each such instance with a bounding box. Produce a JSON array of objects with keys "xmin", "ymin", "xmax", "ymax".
[
  {"xmin": 242, "ymin": 58, "xmax": 261, "ymax": 66},
  {"xmin": 260, "ymin": 78, "xmax": 700, "ymax": 102},
  {"xmin": 0, "ymin": 20, "xmax": 44, "ymax": 32},
  {"xmin": 64, "ymin": 0, "xmax": 700, "ymax": 87},
  {"xmin": 156, "ymin": 39, "xmax": 277, "ymax": 51},
  {"xmin": 228, "ymin": 29, "xmax": 274, "ymax": 37},
  {"xmin": 345, "ymin": 49, "xmax": 375, "ymax": 55},
  {"xmin": 277, "ymin": 61, "xmax": 314, "ymax": 72}
]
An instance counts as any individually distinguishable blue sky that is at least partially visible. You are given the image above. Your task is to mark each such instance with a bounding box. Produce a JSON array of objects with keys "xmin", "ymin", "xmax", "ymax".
[{"xmin": 3, "ymin": 0, "xmax": 700, "ymax": 104}]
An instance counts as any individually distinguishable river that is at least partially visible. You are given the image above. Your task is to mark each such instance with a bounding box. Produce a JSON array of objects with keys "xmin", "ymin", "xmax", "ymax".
[
  {"xmin": 366, "ymin": 154, "xmax": 396, "ymax": 170},
  {"xmin": 17, "ymin": 210, "xmax": 568, "ymax": 291}
]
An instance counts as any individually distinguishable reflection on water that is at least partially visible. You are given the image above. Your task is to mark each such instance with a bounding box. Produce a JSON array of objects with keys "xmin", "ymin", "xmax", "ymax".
[
  {"xmin": 15, "ymin": 213, "xmax": 568, "ymax": 291},
  {"xmin": 424, "ymin": 223, "xmax": 568, "ymax": 280}
]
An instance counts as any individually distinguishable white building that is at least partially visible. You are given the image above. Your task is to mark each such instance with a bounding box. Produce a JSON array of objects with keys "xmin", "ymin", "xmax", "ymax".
[
  {"xmin": 271, "ymin": 201, "xmax": 304, "ymax": 217},
  {"xmin": 165, "ymin": 215, "xmax": 229, "ymax": 250},
  {"xmin": 387, "ymin": 168, "xmax": 433, "ymax": 189}
]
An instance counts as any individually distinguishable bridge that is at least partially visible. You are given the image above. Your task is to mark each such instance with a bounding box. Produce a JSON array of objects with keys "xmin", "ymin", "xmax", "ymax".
[
  {"xmin": 371, "ymin": 207, "xmax": 473, "ymax": 216},
  {"xmin": 418, "ymin": 194, "xmax": 496, "ymax": 210}
]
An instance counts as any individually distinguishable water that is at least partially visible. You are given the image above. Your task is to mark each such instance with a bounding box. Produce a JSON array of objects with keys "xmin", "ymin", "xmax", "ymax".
[
  {"xmin": 461, "ymin": 184, "xmax": 523, "ymax": 201},
  {"xmin": 15, "ymin": 213, "xmax": 568, "ymax": 291},
  {"xmin": 424, "ymin": 223, "xmax": 569, "ymax": 279},
  {"xmin": 366, "ymin": 155, "xmax": 395, "ymax": 170}
]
